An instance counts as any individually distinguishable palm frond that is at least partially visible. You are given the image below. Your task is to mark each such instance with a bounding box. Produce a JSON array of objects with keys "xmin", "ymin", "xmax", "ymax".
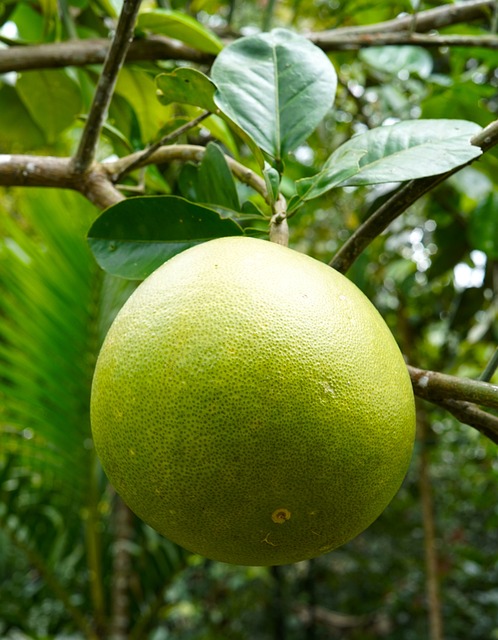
[{"xmin": 0, "ymin": 187, "xmax": 100, "ymax": 496}]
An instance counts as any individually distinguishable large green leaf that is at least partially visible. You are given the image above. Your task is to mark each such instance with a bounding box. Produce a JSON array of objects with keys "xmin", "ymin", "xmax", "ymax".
[
  {"xmin": 293, "ymin": 119, "xmax": 482, "ymax": 206},
  {"xmin": 198, "ymin": 113, "xmax": 240, "ymax": 159},
  {"xmin": 156, "ymin": 68, "xmax": 217, "ymax": 111},
  {"xmin": 87, "ymin": 195, "xmax": 244, "ymax": 280},
  {"xmin": 137, "ymin": 9, "xmax": 223, "ymax": 54},
  {"xmin": 360, "ymin": 46, "xmax": 433, "ymax": 79},
  {"xmin": 211, "ymin": 28, "xmax": 337, "ymax": 161},
  {"xmin": 0, "ymin": 84, "xmax": 45, "ymax": 151},
  {"xmin": 15, "ymin": 69, "xmax": 82, "ymax": 144},
  {"xmin": 115, "ymin": 67, "xmax": 168, "ymax": 143},
  {"xmin": 186, "ymin": 142, "xmax": 240, "ymax": 210}
]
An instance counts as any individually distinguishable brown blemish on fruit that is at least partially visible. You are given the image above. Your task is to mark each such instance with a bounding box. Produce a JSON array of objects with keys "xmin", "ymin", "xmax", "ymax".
[{"xmin": 272, "ymin": 508, "xmax": 291, "ymax": 524}]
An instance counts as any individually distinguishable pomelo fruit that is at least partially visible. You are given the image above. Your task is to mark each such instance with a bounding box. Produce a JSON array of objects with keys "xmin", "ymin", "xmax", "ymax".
[{"xmin": 91, "ymin": 236, "xmax": 415, "ymax": 566}]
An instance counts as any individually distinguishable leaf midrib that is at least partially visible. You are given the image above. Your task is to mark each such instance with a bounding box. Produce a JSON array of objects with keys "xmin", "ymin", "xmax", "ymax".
[{"xmin": 272, "ymin": 42, "xmax": 281, "ymax": 160}]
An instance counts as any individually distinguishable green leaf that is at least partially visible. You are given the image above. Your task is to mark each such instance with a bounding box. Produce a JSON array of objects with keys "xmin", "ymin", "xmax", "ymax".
[
  {"xmin": 198, "ymin": 114, "xmax": 240, "ymax": 159},
  {"xmin": 115, "ymin": 67, "xmax": 168, "ymax": 142},
  {"xmin": 360, "ymin": 46, "xmax": 433, "ymax": 79},
  {"xmin": 16, "ymin": 69, "xmax": 82, "ymax": 144},
  {"xmin": 7, "ymin": 2, "xmax": 45, "ymax": 41},
  {"xmin": 469, "ymin": 193, "xmax": 498, "ymax": 259},
  {"xmin": 137, "ymin": 9, "xmax": 223, "ymax": 54},
  {"xmin": 156, "ymin": 68, "xmax": 217, "ymax": 111},
  {"xmin": 289, "ymin": 147, "xmax": 365, "ymax": 211},
  {"xmin": 87, "ymin": 196, "xmax": 244, "ymax": 280},
  {"xmin": 178, "ymin": 143, "xmax": 240, "ymax": 209},
  {"xmin": 95, "ymin": 0, "xmax": 122, "ymax": 18},
  {"xmin": 197, "ymin": 142, "xmax": 241, "ymax": 210},
  {"xmin": 154, "ymin": 68, "xmax": 262, "ymax": 166},
  {"xmin": 178, "ymin": 163, "xmax": 199, "ymax": 201},
  {"xmin": 263, "ymin": 162, "xmax": 280, "ymax": 207},
  {"xmin": 211, "ymin": 28, "xmax": 337, "ymax": 161},
  {"xmin": 0, "ymin": 85, "xmax": 44, "ymax": 151},
  {"xmin": 294, "ymin": 119, "xmax": 482, "ymax": 204}
]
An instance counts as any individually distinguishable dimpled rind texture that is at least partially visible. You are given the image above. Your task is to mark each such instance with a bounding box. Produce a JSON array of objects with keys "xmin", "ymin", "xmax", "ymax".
[{"xmin": 91, "ymin": 236, "xmax": 416, "ymax": 566}]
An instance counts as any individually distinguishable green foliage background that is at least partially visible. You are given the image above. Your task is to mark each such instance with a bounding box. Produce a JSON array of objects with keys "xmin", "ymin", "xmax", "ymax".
[{"xmin": 1, "ymin": 0, "xmax": 497, "ymax": 638}]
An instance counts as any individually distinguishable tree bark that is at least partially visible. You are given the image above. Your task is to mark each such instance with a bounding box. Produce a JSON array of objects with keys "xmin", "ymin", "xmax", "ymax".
[
  {"xmin": 418, "ymin": 406, "xmax": 445, "ymax": 640},
  {"xmin": 271, "ymin": 565, "xmax": 287, "ymax": 640},
  {"xmin": 110, "ymin": 495, "xmax": 135, "ymax": 640}
]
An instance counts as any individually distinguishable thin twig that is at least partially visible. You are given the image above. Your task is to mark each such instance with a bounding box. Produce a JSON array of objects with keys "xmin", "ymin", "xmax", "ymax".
[
  {"xmin": 409, "ymin": 0, "xmax": 422, "ymax": 36},
  {"xmin": 72, "ymin": 0, "xmax": 143, "ymax": 174},
  {"xmin": 330, "ymin": 118, "xmax": 498, "ymax": 273},
  {"xmin": 113, "ymin": 110, "xmax": 212, "ymax": 182},
  {"xmin": 480, "ymin": 348, "xmax": 498, "ymax": 383}
]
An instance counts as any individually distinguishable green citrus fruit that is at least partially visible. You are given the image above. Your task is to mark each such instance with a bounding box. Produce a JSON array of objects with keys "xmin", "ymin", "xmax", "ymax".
[{"xmin": 91, "ymin": 236, "xmax": 415, "ymax": 566}]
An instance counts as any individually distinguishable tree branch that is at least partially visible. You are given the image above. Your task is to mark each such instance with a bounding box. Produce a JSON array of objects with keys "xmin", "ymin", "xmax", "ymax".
[
  {"xmin": 0, "ymin": 35, "xmax": 212, "ymax": 73},
  {"xmin": 437, "ymin": 400, "xmax": 498, "ymax": 444},
  {"xmin": 409, "ymin": 365, "xmax": 498, "ymax": 411},
  {"xmin": 409, "ymin": 364, "xmax": 498, "ymax": 443},
  {"xmin": 80, "ymin": 172, "xmax": 125, "ymax": 209},
  {"xmin": 113, "ymin": 111, "xmax": 212, "ymax": 182},
  {"xmin": 0, "ymin": 154, "xmax": 72, "ymax": 188},
  {"xmin": 104, "ymin": 144, "xmax": 273, "ymax": 203},
  {"xmin": 110, "ymin": 496, "xmax": 135, "ymax": 640},
  {"xmin": 330, "ymin": 118, "xmax": 498, "ymax": 274},
  {"xmin": 0, "ymin": 154, "xmax": 124, "ymax": 210},
  {"xmin": 311, "ymin": 32, "xmax": 498, "ymax": 52},
  {"xmin": 311, "ymin": 0, "xmax": 495, "ymax": 45},
  {"xmin": 417, "ymin": 405, "xmax": 445, "ymax": 640},
  {"xmin": 72, "ymin": 0, "xmax": 143, "ymax": 174},
  {"xmin": 0, "ymin": 0, "xmax": 494, "ymax": 73},
  {"xmin": 0, "ymin": 144, "xmax": 274, "ymax": 211}
]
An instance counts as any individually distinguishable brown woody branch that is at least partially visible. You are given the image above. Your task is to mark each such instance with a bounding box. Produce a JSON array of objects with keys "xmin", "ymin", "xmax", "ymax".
[
  {"xmin": 0, "ymin": 0, "xmax": 495, "ymax": 74},
  {"xmin": 409, "ymin": 365, "xmax": 498, "ymax": 443},
  {"xmin": 439, "ymin": 400, "xmax": 498, "ymax": 444},
  {"xmin": 0, "ymin": 36, "xmax": 212, "ymax": 74},
  {"xmin": 0, "ymin": 144, "xmax": 275, "ymax": 210},
  {"xmin": 72, "ymin": 0, "xmax": 143, "ymax": 174},
  {"xmin": 409, "ymin": 365, "xmax": 498, "ymax": 410},
  {"xmin": 312, "ymin": 32, "xmax": 498, "ymax": 50},
  {"xmin": 0, "ymin": 155, "xmax": 123, "ymax": 209},
  {"xmin": 103, "ymin": 144, "xmax": 273, "ymax": 202},
  {"xmin": 311, "ymin": 0, "xmax": 496, "ymax": 42}
]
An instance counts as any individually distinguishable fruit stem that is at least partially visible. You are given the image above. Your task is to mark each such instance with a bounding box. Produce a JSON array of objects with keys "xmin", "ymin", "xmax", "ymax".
[{"xmin": 270, "ymin": 199, "xmax": 289, "ymax": 246}]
